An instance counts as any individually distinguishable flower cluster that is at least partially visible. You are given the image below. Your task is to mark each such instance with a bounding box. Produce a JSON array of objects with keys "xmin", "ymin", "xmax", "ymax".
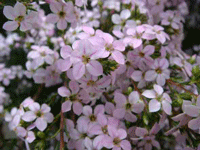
[{"xmin": 1, "ymin": 0, "xmax": 200, "ymax": 150}]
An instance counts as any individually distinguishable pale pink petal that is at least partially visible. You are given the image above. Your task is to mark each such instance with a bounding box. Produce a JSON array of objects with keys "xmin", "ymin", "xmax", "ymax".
[
  {"xmin": 188, "ymin": 118, "xmax": 200, "ymax": 130},
  {"xmin": 113, "ymin": 108, "xmax": 126, "ymax": 119},
  {"xmin": 112, "ymin": 51, "xmax": 125, "ymax": 64},
  {"xmin": 58, "ymin": 86, "xmax": 71, "ymax": 97},
  {"xmin": 62, "ymin": 101, "xmax": 72, "ymax": 112},
  {"xmin": 143, "ymin": 45, "xmax": 155, "ymax": 55},
  {"xmin": 120, "ymin": 140, "xmax": 131, "ymax": 150},
  {"xmin": 135, "ymin": 127, "xmax": 148, "ymax": 137},
  {"xmin": 153, "ymin": 84, "xmax": 163, "ymax": 95},
  {"xmin": 43, "ymin": 112, "xmax": 54, "ymax": 123},
  {"xmin": 46, "ymin": 13, "xmax": 59, "ymax": 23},
  {"xmin": 156, "ymin": 74, "xmax": 166, "ymax": 86},
  {"xmin": 142, "ymin": 90, "xmax": 156, "ymax": 98},
  {"xmin": 112, "ymin": 14, "xmax": 121, "ymax": 24},
  {"xmin": 14, "ymin": 2, "xmax": 26, "ymax": 16},
  {"xmin": 117, "ymin": 129, "xmax": 127, "ymax": 139},
  {"xmin": 93, "ymin": 135, "xmax": 105, "ymax": 149},
  {"xmin": 124, "ymin": 112, "xmax": 137, "ymax": 122},
  {"xmin": 86, "ymin": 60, "xmax": 103, "ymax": 76},
  {"xmin": 131, "ymin": 71, "xmax": 142, "ymax": 81},
  {"xmin": 156, "ymin": 33, "xmax": 166, "ymax": 44},
  {"xmin": 120, "ymin": 9, "xmax": 131, "ymax": 20},
  {"xmin": 149, "ymin": 99, "xmax": 161, "ymax": 112},
  {"xmin": 40, "ymin": 104, "xmax": 51, "ymax": 113},
  {"xmin": 60, "ymin": 45, "xmax": 72, "ymax": 59},
  {"xmin": 114, "ymin": 93, "xmax": 127, "ymax": 106},
  {"xmin": 73, "ymin": 102, "xmax": 83, "ymax": 115},
  {"xmin": 20, "ymin": 21, "xmax": 32, "ymax": 31},
  {"xmin": 145, "ymin": 70, "xmax": 157, "ymax": 81},
  {"xmin": 83, "ymin": 105, "xmax": 92, "ymax": 116},
  {"xmin": 50, "ymin": 2, "xmax": 62, "ymax": 13},
  {"xmin": 113, "ymin": 40, "xmax": 125, "ymax": 51},
  {"xmin": 132, "ymin": 102, "xmax": 144, "ymax": 113},
  {"xmin": 57, "ymin": 58, "xmax": 72, "ymax": 72},
  {"xmin": 97, "ymin": 114, "xmax": 107, "ymax": 126},
  {"xmin": 69, "ymin": 81, "xmax": 79, "ymax": 94},
  {"xmin": 35, "ymin": 118, "xmax": 47, "ymax": 131},
  {"xmin": 129, "ymin": 91, "xmax": 140, "ymax": 104},
  {"xmin": 3, "ymin": 6, "xmax": 16, "ymax": 20},
  {"xmin": 22, "ymin": 111, "xmax": 36, "ymax": 122},
  {"xmin": 184, "ymin": 105, "xmax": 199, "ymax": 117},
  {"xmin": 73, "ymin": 62, "xmax": 85, "ymax": 80},
  {"xmin": 162, "ymin": 100, "xmax": 172, "ymax": 115},
  {"xmin": 57, "ymin": 19, "xmax": 67, "ymax": 30},
  {"xmin": 3, "ymin": 21, "xmax": 18, "ymax": 31}
]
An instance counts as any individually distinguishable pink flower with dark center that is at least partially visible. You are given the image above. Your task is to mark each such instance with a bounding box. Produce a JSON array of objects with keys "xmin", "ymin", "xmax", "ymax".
[
  {"xmin": 46, "ymin": 1, "xmax": 76, "ymax": 30},
  {"xmin": 71, "ymin": 39, "xmax": 103, "ymax": 80},
  {"xmin": 97, "ymin": 31, "xmax": 126, "ymax": 64},
  {"xmin": 130, "ymin": 45, "xmax": 155, "ymax": 65},
  {"xmin": 104, "ymin": 126, "xmax": 131, "ymax": 150},
  {"xmin": 113, "ymin": 91, "xmax": 144, "ymax": 122},
  {"xmin": 145, "ymin": 58, "xmax": 170, "ymax": 86},
  {"xmin": 3, "ymin": 2, "xmax": 37, "ymax": 31},
  {"xmin": 58, "ymin": 81, "xmax": 83, "ymax": 115},
  {"xmin": 142, "ymin": 84, "xmax": 172, "ymax": 115},
  {"xmin": 22, "ymin": 103, "xmax": 54, "ymax": 131},
  {"xmin": 132, "ymin": 123, "xmax": 160, "ymax": 150}
]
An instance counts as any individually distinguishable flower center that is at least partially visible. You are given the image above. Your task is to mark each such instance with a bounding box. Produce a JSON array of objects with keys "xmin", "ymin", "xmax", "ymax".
[
  {"xmin": 156, "ymin": 68, "xmax": 162, "ymax": 74},
  {"xmin": 139, "ymin": 52, "xmax": 145, "ymax": 57},
  {"xmin": 113, "ymin": 137, "xmax": 121, "ymax": 146},
  {"xmin": 58, "ymin": 11, "xmax": 66, "ymax": 19},
  {"xmin": 80, "ymin": 133, "xmax": 87, "ymax": 139},
  {"xmin": 125, "ymin": 103, "xmax": 132, "ymax": 110},
  {"xmin": 15, "ymin": 16, "xmax": 24, "ymax": 22},
  {"xmin": 69, "ymin": 94, "xmax": 77, "ymax": 102},
  {"xmin": 101, "ymin": 125, "xmax": 108, "ymax": 134},
  {"xmin": 89, "ymin": 114, "xmax": 96, "ymax": 122},
  {"xmin": 36, "ymin": 111, "xmax": 42, "ymax": 117},
  {"xmin": 87, "ymin": 80, "xmax": 96, "ymax": 86},
  {"xmin": 82, "ymin": 55, "xmax": 90, "ymax": 64},
  {"xmin": 105, "ymin": 44, "xmax": 114, "ymax": 52}
]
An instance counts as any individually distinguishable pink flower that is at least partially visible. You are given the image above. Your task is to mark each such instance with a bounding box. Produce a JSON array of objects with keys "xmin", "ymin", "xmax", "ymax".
[
  {"xmin": 145, "ymin": 58, "xmax": 170, "ymax": 86},
  {"xmin": 22, "ymin": 103, "xmax": 54, "ymax": 131},
  {"xmin": 112, "ymin": 9, "xmax": 131, "ymax": 25},
  {"xmin": 142, "ymin": 84, "xmax": 172, "ymax": 115},
  {"xmin": 173, "ymin": 57, "xmax": 192, "ymax": 77},
  {"xmin": 46, "ymin": 1, "xmax": 76, "ymax": 30},
  {"xmin": 132, "ymin": 123, "xmax": 160, "ymax": 150},
  {"xmin": 71, "ymin": 39, "xmax": 103, "ymax": 80},
  {"xmin": 129, "ymin": 45, "xmax": 155, "ymax": 65},
  {"xmin": 124, "ymin": 26, "xmax": 145, "ymax": 48},
  {"xmin": 143, "ymin": 25, "xmax": 170, "ymax": 44},
  {"xmin": 57, "ymin": 45, "xmax": 73, "ymax": 72},
  {"xmin": 113, "ymin": 91, "xmax": 144, "ymax": 122},
  {"xmin": 3, "ymin": 2, "xmax": 37, "ymax": 31},
  {"xmin": 97, "ymin": 31, "xmax": 126, "ymax": 64},
  {"xmin": 58, "ymin": 81, "xmax": 83, "ymax": 115},
  {"xmin": 78, "ymin": 73, "xmax": 111, "ymax": 92},
  {"xmin": 104, "ymin": 126, "xmax": 131, "ymax": 150}
]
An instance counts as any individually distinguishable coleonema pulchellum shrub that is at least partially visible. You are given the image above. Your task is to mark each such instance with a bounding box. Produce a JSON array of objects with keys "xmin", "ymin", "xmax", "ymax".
[{"xmin": 0, "ymin": 0, "xmax": 200, "ymax": 150}]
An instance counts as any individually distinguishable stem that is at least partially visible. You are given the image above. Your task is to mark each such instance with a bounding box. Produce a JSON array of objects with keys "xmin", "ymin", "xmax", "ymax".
[
  {"xmin": 132, "ymin": 80, "xmax": 148, "ymax": 106},
  {"xmin": 60, "ymin": 107, "xmax": 65, "ymax": 150},
  {"xmin": 33, "ymin": 84, "xmax": 44, "ymax": 101},
  {"xmin": 166, "ymin": 79, "xmax": 198, "ymax": 98}
]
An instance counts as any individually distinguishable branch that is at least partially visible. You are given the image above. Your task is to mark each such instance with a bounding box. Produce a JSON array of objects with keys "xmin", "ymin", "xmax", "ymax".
[
  {"xmin": 33, "ymin": 84, "xmax": 44, "ymax": 101},
  {"xmin": 60, "ymin": 108, "xmax": 65, "ymax": 150},
  {"xmin": 166, "ymin": 79, "xmax": 198, "ymax": 98}
]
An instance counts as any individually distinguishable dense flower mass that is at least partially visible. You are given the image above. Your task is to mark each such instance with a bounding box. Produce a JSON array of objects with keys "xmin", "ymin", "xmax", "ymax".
[{"xmin": 1, "ymin": 0, "xmax": 200, "ymax": 150}]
